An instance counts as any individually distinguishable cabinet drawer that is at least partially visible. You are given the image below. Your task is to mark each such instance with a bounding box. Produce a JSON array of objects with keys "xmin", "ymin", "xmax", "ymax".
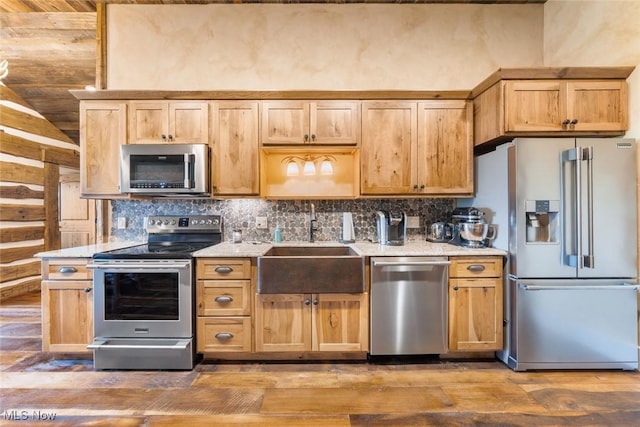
[
  {"xmin": 42, "ymin": 259, "xmax": 92, "ymax": 280},
  {"xmin": 196, "ymin": 258, "xmax": 251, "ymax": 280},
  {"xmin": 449, "ymin": 257, "xmax": 502, "ymax": 278},
  {"xmin": 197, "ymin": 317, "xmax": 252, "ymax": 353},
  {"xmin": 197, "ymin": 280, "xmax": 251, "ymax": 316}
]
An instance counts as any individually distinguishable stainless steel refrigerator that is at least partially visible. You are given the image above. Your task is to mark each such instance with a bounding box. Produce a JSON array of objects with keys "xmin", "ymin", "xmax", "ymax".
[{"xmin": 462, "ymin": 138, "xmax": 639, "ymax": 371}]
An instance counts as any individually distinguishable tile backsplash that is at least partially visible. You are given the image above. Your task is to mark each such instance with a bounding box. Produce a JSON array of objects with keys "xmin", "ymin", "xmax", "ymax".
[{"xmin": 110, "ymin": 198, "xmax": 454, "ymax": 243}]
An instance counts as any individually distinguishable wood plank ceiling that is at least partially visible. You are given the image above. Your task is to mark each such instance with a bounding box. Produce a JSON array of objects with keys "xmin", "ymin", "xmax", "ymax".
[{"xmin": 0, "ymin": 0, "xmax": 546, "ymax": 146}]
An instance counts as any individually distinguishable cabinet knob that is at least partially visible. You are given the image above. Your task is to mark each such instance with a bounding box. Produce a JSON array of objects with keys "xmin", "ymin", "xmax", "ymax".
[
  {"xmin": 569, "ymin": 119, "xmax": 578, "ymax": 129},
  {"xmin": 168, "ymin": 134, "xmax": 174, "ymax": 141},
  {"xmin": 311, "ymin": 134, "xmax": 316, "ymax": 142},
  {"xmin": 304, "ymin": 299, "xmax": 311, "ymax": 305},
  {"xmin": 161, "ymin": 134, "xmax": 167, "ymax": 140},
  {"xmin": 215, "ymin": 332, "xmax": 234, "ymax": 340},
  {"xmin": 561, "ymin": 119, "xmax": 570, "ymax": 129},
  {"xmin": 413, "ymin": 184, "xmax": 419, "ymax": 191},
  {"xmin": 420, "ymin": 184, "xmax": 425, "ymax": 190},
  {"xmin": 304, "ymin": 134, "xmax": 309, "ymax": 142},
  {"xmin": 214, "ymin": 295, "xmax": 234, "ymax": 303},
  {"xmin": 313, "ymin": 299, "xmax": 319, "ymax": 305},
  {"xmin": 59, "ymin": 266, "xmax": 78, "ymax": 274},
  {"xmin": 453, "ymin": 285, "xmax": 459, "ymax": 291},
  {"xmin": 84, "ymin": 287, "xmax": 92, "ymax": 293}
]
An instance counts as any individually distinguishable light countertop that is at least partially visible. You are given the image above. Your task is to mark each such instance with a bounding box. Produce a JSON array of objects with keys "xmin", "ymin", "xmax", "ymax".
[
  {"xmin": 193, "ymin": 241, "xmax": 507, "ymax": 258},
  {"xmin": 35, "ymin": 241, "xmax": 145, "ymax": 259},
  {"xmin": 34, "ymin": 240, "xmax": 506, "ymax": 259}
]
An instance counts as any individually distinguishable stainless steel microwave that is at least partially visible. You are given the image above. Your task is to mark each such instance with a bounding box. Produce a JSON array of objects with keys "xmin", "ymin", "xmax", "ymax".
[{"xmin": 120, "ymin": 144, "xmax": 209, "ymax": 195}]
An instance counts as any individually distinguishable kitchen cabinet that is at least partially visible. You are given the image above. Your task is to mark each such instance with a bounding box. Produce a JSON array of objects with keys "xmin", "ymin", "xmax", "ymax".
[
  {"xmin": 261, "ymin": 101, "xmax": 360, "ymax": 146},
  {"xmin": 361, "ymin": 101, "xmax": 473, "ymax": 196},
  {"xmin": 210, "ymin": 101, "xmax": 260, "ymax": 196},
  {"xmin": 79, "ymin": 101, "xmax": 126, "ymax": 197},
  {"xmin": 196, "ymin": 258, "xmax": 253, "ymax": 353},
  {"xmin": 254, "ymin": 293, "xmax": 368, "ymax": 353},
  {"xmin": 474, "ymin": 79, "xmax": 628, "ymax": 146},
  {"xmin": 128, "ymin": 101, "xmax": 209, "ymax": 144},
  {"xmin": 41, "ymin": 258, "xmax": 93, "ymax": 353},
  {"xmin": 448, "ymin": 256, "xmax": 503, "ymax": 352}
]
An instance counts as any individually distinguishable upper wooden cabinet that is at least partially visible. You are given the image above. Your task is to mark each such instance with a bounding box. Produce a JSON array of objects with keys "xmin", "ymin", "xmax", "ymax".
[
  {"xmin": 128, "ymin": 101, "xmax": 209, "ymax": 144},
  {"xmin": 210, "ymin": 101, "xmax": 260, "ymax": 196},
  {"xmin": 79, "ymin": 101, "xmax": 126, "ymax": 198},
  {"xmin": 418, "ymin": 101, "xmax": 473, "ymax": 195},
  {"xmin": 473, "ymin": 70, "xmax": 631, "ymax": 147},
  {"xmin": 361, "ymin": 100, "xmax": 473, "ymax": 196},
  {"xmin": 261, "ymin": 101, "xmax": 360, "ymax": 146}
]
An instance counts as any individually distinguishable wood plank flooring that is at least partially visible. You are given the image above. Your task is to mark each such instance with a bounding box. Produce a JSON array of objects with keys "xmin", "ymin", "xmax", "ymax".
[{"xmin": 1, "ymin": 290, "xmax": 639, "ymax": 426}]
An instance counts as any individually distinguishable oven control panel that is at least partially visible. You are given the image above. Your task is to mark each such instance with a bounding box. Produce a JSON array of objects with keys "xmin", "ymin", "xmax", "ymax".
[{"xmin": 147, "ymin": 215, "xmax": 222, "ymax": 233}]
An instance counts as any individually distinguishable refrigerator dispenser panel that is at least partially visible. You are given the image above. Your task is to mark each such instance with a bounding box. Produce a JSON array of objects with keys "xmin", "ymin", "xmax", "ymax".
[{"xmin": 525, "ymin": 200, "xmax": 559, "ymax": 243}]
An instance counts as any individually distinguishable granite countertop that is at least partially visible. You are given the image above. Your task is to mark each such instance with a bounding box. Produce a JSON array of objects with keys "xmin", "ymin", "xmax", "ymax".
[
  {"xmin": 34, "ymin": 241, "xmax": 145, "ymax": 259},
  {"xmin": 193, "ymin": 240, "xmax": 507, "ymax": 258},
  {"xmin": 34, "ymin": 240, "xmax": 507, "ymax": 259}
]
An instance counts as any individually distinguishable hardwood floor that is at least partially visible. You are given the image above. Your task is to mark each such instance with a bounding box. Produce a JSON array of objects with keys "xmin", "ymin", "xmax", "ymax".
[{"xmin": 1, "ymin": 291, "xmax": 639, "ymax": 426}]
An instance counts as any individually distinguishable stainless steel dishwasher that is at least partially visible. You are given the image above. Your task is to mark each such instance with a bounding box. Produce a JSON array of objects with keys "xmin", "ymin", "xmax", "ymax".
[{"xmin": 370, "ymin": 257, "xmax": 450, "ymax": 355}]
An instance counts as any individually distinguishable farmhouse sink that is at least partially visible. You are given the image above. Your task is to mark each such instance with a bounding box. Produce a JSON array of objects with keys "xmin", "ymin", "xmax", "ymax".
[{"xmin": 257, "ymin": 246, "xmax": 365, "ymax": 294}]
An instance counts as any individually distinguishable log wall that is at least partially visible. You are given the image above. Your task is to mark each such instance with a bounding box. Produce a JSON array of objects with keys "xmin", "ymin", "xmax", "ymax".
[{"xmin": 0, "ymin": 84, "xmax": 79, "ymax": 300}]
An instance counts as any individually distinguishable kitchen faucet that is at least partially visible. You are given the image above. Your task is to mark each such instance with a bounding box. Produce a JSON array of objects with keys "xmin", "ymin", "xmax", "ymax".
[{"xmin": 308, "ymin": 203, "xmax": 318, "ymax": 242}]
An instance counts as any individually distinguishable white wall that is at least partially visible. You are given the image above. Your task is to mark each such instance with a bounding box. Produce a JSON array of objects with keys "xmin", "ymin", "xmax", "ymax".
[{"xmin": 107, "ymin": 4, "xmax": 543, "ymax": 91}]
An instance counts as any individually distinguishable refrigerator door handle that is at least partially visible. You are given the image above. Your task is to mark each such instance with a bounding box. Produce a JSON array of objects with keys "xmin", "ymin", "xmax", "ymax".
[
  {"xmin": 583, "ymin": 146, "xmax": 595, "ymax": 268},
  {"xmin": 519, "ymin": 283, "xmax": 640, "ymax": 291},
  {"xmin": 561, "ymin": 148, "xmax": 581, "ymax": 268}
]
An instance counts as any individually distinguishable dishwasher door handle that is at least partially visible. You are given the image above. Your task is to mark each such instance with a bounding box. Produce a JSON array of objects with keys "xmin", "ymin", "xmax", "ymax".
[{"xmin": 372, "ymin": 260, "xmax": 451, "ymax": 267}]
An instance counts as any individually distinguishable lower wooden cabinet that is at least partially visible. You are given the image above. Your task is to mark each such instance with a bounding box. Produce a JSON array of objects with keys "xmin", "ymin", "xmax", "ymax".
[
  {"xmin": 41, "ymin": 258, "xmax": 93, "ymax": 353},
  {"xmin": 254, "ymin": 293, "xmax": 368, "ymax": 353},
  {"xmin": 448, "ymin": 256, "xmax": 503, "ymax": 351},
  {"xmin": 195, "ymin": 258, "xmax": 253, "ymax": 353}
]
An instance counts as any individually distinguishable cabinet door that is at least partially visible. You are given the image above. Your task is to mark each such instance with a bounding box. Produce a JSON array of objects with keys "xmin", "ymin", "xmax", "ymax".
[
  {"xmin": 313, "ymin": 293, "xmax": 368, "ymax": 352},
  {"xmin": 311, "ymin": 101, "xmax": 360, "ymax": 145},
  {"xmin": 261, "ymin": 101, "xmax": 310, "ymax": 145},
  {"xmin": 361, "ymin": 102, "xmax": 417, "ymax": 194},
  {"xmin": 448, "ymin": 278, "xmax": 502, "ymax": 351},
  {"xmin": 211, "ymin": 101, "xmax": 259, "ymax": 195},
  {"xmin": 80, "ymin": 101, "xmax": 126, "ymax": 197},
  {"xmin": 128, "ymin": 101, "xmax": 169, "ymax": 143},
  {"xmin": 566, "ymin": 81, "xmax": 628, "ymax": 132},
  {"xmin": 504, "ymin": 81, "xmax": 564, "ymax": 132},
  {"xmin": 254, "ymin": 294, "xmax": 311, "ymax": 352},
  {"xmin": 168, "ymin": 101, "xmax": 209, "ymax": 144},
  {"xmin": 417, "ymin": 101, "xmax": 473, "ymax": 195},
  {"xmin": 41, "ymin": 280, "xmax": 93, "ymax": 353}
]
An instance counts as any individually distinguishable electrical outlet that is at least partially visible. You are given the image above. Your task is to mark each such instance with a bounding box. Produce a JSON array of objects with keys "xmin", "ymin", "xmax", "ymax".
[
  {"xmin": 256, "ymin": 216, "xmax": 268, "ymax": 229},
  {"xmin": 117, "ymin": 217, "xmax": 127, "ymax": 229},
  {"xmin": 407, "ymin": 216, "xmax": 420, "ymax": 229}
]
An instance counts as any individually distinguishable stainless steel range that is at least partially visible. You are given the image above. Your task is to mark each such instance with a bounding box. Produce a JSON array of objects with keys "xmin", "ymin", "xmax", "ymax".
[{"xmin": 87, "ymin": 215, "xmax": 222, "ymax": 370}]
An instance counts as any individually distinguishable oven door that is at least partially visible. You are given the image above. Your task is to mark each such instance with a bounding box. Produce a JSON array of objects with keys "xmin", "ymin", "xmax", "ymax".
[{"xmin": 89, "ymin": 259, "xmax": 193, "ymax": 339}]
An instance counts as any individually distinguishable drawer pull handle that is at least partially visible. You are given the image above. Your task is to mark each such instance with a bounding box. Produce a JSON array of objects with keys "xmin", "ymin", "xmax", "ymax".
[
  {"xmin": 466, "ymin": 265, "xmax": 486, "ymax": 272},
  {"xmin": 59, "ymin": 266, "xmax": 78, "ymax": 274},
  {"xmin": 215, "ymin": 332, "xmax": 234, "ymax": 340},
  {"xmin": 214, "ymin": 295, "xmax": 233, "ymax": 303},
  {"xmin": 214, "ymin": 266, "xmax": 233, "ymax": 274}
]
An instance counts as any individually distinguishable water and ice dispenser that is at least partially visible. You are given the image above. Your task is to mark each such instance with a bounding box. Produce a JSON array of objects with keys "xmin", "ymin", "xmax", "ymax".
[{"xmin": 525, "ymin": 200, "xmax": 559, "ymax": 243}]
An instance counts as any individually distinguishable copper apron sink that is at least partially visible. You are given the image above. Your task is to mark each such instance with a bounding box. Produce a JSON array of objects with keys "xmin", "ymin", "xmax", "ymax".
[{"xmin": 257, "ymin": 246, "xmax": 365, "ymax": 294}]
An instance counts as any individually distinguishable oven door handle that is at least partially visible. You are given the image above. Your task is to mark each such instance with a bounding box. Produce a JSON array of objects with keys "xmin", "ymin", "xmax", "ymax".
[
  {"xmin": 87, "ymin": 339, "xmax": 191, "ymax": 350},
  {"xmin": 87, "ymin": 262, "xmax": 191, "ymax": 270}
]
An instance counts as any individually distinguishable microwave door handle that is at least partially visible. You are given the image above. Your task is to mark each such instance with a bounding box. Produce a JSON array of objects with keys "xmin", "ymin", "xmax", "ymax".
[{"xmin": 184, "ymin": 153, "xmax": 195, "ymax": 189}]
